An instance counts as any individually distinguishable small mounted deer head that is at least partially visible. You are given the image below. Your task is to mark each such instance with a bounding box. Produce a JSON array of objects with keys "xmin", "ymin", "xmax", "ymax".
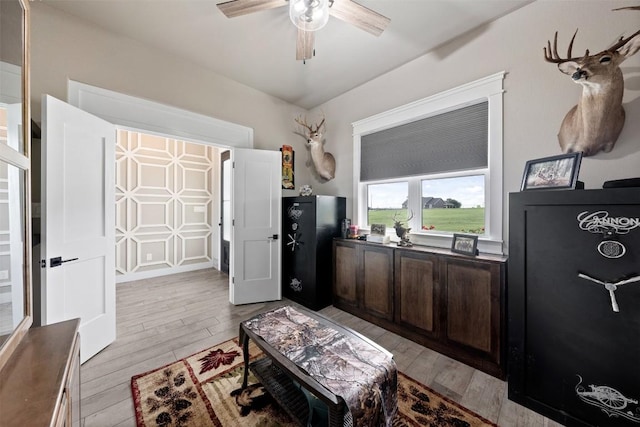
[
  {"xmin": 544, "ymin": 19, "xmax": 640, "ymax": 156},
  {"xmin": 392, "ymin": 210, "xmax": 414, "ymax": 246},
  {"xmin": 294, "ymin": 115, "xmax": 336, "ymax": 181}
]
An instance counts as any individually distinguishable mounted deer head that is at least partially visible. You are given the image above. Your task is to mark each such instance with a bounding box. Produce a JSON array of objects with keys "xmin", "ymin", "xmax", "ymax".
[
  {"xmin": 544, "ymin": 23, "xmax": 640, "ymax": 156},
  {"xmin": 294, "ymin": 115, "xmax": 336, "ymax": 181}
]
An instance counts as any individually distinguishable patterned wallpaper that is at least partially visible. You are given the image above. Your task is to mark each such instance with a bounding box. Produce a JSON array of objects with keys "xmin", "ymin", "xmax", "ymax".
[{"xmin": 116, "ymin": 130, "xmax": 216, "ymax": 279}]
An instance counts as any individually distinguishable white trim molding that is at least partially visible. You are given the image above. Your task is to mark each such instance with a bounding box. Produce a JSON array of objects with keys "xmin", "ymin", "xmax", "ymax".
[{"xmin": 68, "ymin": 80, "xmax": 254, "ymax": 148}]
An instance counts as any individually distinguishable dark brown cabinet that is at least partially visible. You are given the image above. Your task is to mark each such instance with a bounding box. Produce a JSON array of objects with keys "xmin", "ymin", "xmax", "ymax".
[
  {"xmin": 333, "ymin": 240, "xmax": 358, "ymax": 309},
  {"xmin": 333, "ymin": 239, "xmax": 506, "ymax": 379},
  {"xmin": 333, "ymin": 240, "xmax": 393, "ymax": 320},
  {"xmin": 360, "ymin": 244, "xmax": 394, "ymax": 321},
  {"xmin": 443, "ymin": 257, "xmax": 503, "ymax": 375},
  {"xmin": 394, "ymin": 249, "xmax": 439, "ymax": 338}
]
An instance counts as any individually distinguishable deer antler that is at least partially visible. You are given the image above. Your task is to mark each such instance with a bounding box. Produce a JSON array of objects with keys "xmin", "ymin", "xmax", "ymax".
[
  {"xmin": 606, "ymin": 28, "xmax": 640, "ymax": 52},
  {"xmin": 544, "ymin": 29, "xmax": 590, "ymax": 63},
  {"xmin": 295, "ymin": 115, "xmax": 325, "ymax": 134},
  {"xmin": 294, "ymin": 116, "xmax": 313, "ymax": 133},
  {"xmin": 544, "ymin": 28, "xmax": 640, "ymax": 64}
]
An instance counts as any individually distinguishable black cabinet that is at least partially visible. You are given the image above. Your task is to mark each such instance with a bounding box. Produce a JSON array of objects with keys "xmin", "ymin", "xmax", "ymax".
[
  {"xmin": 282, "ymin": 196, "xmax": 346, "ymax": 310},
  {"xmin": 508, "ymin": 188, "xmax": 640, "ymax": 427}
]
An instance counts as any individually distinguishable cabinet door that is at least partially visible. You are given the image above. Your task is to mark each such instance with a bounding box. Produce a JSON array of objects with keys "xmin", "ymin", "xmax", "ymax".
[
  {"xmin": 394, "ymin": 250, "xmax": 439, "ymax": 337},
  {"xmin": 444, "ymin": 258, "xmax": 502, "ymax": 363},
  {"xmin": 333, "ymin": 240, "xmax": 358, "ymax": 309},
  {"xmin": 360, "ymin": 245, "xmax": 394, "ymax": 320}
]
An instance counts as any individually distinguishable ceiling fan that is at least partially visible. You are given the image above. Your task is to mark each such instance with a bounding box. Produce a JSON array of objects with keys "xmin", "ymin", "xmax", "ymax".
[{"xmin": 216, "ymin": 0, "xmax": 391, "ymax": 62}]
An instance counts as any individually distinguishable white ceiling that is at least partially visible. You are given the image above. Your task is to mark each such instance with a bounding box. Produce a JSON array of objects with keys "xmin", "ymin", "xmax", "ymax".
[{"xmin": 43, "ymin": 0, "xmax": 532, "ymax": 110}]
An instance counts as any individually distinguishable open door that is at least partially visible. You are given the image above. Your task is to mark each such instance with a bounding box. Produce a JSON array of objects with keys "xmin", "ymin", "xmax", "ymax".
[
  {"xmin": 220, "ymin": 150, "xmax": 231, "ymax": 274},
  {"xmin": 41, "ymin": 95, "xmax": 116, "ymax": 363},
  {"xmin": 230, "ymin": 148, "xmax": 281, "ymax": 305}
]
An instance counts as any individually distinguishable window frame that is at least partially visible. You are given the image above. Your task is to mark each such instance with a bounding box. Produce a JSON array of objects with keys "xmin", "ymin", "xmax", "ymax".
[{"xmin": 352, "ymin": 72, "xmax": 505, "ymax": 254}]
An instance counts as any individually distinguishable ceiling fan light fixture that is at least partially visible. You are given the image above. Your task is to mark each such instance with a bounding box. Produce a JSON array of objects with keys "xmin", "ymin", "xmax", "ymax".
[{"xmin": 289, "ymin": 0, "xmax": 329, "ymax": 32}]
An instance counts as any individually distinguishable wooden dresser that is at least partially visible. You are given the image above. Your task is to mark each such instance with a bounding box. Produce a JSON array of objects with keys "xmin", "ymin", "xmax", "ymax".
[
  {"xmin": 333, "ymin": 238, "xmax": 507, "ymax": 379},
  {"xmin": 0, "ymin": 319, "xmax": 81, "ymax": 427}
]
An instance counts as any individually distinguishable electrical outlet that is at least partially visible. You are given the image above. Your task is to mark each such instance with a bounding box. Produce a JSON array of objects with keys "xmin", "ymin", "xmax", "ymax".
[
  {"xmin": 0, "ymin": 270, "xmax": 9, "ymax": 280},
  {"xmin": 146, "ymin": 253, "xmax": 152, "ymax": 261}
]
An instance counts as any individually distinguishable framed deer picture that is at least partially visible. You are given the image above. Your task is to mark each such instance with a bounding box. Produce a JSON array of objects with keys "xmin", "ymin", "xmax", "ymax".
[{"xmin": 520, "ymin": 152, "xmax": 582, "ymax": 191}]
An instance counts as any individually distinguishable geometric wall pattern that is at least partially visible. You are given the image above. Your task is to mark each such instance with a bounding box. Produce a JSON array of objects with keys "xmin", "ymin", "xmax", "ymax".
[{"xmin": 115, "ymin": 130, "xmax": 214, "ymax": 277}]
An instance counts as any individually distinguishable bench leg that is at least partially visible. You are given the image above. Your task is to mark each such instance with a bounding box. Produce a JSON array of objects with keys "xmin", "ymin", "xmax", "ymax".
[
  {"xmin": 328, "ymin": 404, "xmax": 344, "ymax": 427},
  {"xmin": 240, "ymin": 332, "xmax": 250, "ymax": 389}
]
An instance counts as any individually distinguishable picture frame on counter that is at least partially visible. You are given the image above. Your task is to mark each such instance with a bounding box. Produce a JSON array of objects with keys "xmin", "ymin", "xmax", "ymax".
[{"xmin": 451, "ymin": 233, "xmax": 479, "ymax": 256}]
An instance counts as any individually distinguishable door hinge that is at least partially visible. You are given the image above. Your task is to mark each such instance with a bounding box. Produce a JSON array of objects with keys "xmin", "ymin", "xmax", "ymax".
[{"xmin": 232, "ymin": 277, "xmax": 235, "ymax": 284}]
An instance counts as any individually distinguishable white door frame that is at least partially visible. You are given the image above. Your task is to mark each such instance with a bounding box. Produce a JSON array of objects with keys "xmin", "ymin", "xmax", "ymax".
[{"xmin": 68, "ymin": 80, "xmax": 255, "ymax": 268}]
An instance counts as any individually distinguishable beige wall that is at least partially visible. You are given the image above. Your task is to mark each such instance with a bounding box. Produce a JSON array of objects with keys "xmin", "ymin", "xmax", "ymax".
[
  {"xmin": 30, "ymin": 1, "xmax": 640, "ymax": 254},
  {"xmin": 29, "ymin": 2, "xmax": 314, "ymax": 195},
  {"xmin": 311, "ymin": 0, "xmax": 640, "ymax": 251}
]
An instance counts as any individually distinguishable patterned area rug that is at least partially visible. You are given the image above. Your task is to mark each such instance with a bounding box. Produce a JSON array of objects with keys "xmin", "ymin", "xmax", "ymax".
[{"xmin": 131, "ymin": 338, "xmax": 497, "ymax": 427}]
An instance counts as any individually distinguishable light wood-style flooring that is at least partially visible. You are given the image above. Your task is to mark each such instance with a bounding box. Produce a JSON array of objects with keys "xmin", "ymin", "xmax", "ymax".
[{"xmin": 80, "ymin": 268, "xmax": 564, "ymax": 426}]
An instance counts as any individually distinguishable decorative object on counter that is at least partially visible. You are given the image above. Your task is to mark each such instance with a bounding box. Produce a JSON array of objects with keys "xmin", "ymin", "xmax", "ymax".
[
  {"xmin": 451, "ymin": 233, "xmax": 479, "ymax": 256},
  {"xmin": 299, "ymin": 184, "xmax": 312, "ymax": 196},
  {"xmin": 341, "ymin": 218, "xmax": 351, "ymax": 239},
  {"xmin": 371, "ymin": 223, "xmax": 386, "ymax": 235},
  {"xmin": 294, "ymin": 115, "xmax": 336, "ymax": 181},
  {"xmin": 280, "ymin": 145, "xmax": 294, "ymax": 189},
  {"xmin": 543, "ymin": 12, "xmax": 640, "ymax": 156},
  {"xmin": 393, "ymin": 210, "xmax": 413, "ymax": 247},
  {"xmin": 367, "ymin": 223, "xmax": 390, "ymax": 243},
  {"xmin": 366, "ymin": 234, "xmax": 390, "ymax": 244},
  {"xmin": 520, "ymin": 152, "xmax": 582, "ymax": 191},
  {"xmin": 348, "ymin": 224, "xmax": 359, "ymax": 238}
]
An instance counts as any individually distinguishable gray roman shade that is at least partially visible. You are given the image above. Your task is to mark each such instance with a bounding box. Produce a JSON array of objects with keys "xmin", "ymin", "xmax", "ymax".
[{"xmin": 360, "ymin": 101, "xmax": 488, "ymax": 181}]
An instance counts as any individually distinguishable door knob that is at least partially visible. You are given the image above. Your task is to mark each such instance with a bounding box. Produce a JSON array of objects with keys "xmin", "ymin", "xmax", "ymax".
[{"xmin": 50, "ymin": 256, "xmax": 79, "ymax": 268}]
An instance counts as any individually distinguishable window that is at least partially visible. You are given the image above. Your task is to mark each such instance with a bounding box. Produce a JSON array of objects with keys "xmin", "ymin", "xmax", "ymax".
[{"xmin": 353, "ymin": 72, "xmax": 504, "ymax": 254}]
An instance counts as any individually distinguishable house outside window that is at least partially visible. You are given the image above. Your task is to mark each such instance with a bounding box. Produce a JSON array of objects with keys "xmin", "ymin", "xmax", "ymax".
[{"xmin": 353, "ymin": 72, "xmax": 505, "ymax": 254}]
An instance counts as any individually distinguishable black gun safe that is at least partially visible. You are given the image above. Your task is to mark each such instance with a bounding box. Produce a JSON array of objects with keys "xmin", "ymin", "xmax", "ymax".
[
  {"xmin": 282, "ymin": 195, "xmax": 346, "ymax": 310},
  {"xmin": 508, "ymin": 188, "xmax": 640, "ymax": 426}
]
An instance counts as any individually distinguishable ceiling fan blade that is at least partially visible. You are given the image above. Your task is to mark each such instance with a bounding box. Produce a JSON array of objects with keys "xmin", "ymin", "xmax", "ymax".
[
  {"xmin": 217, "ymin": 0, "xmax": 287, "ymax": 18},
  {"xmin": 329, "ymin": 0, "xmax": 390, "ymax": 36},
  {"xmin": 296, "ymin": 28, "xmax": 315, "ymax": 61}
]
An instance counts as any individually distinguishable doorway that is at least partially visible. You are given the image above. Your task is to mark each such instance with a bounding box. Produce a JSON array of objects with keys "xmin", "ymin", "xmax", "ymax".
[{"xmin": 114, "ymin": 129, "xmax": 219, "ymax": 282}]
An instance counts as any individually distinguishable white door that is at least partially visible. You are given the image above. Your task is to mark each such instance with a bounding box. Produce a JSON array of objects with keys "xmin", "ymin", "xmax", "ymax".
[
  {"xmin": 41, "ymin": 95, "xmax": 116, "ymax": 363},
  {"xmin": 230, "ymin": 148, "xmax": 281, "ymax": 304}
]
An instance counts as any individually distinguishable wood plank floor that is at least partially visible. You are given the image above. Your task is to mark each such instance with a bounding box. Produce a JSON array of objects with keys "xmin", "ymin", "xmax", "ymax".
[{"xmin": 80, "ymin": 268, "xmax": 564, "ymax": 426}]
